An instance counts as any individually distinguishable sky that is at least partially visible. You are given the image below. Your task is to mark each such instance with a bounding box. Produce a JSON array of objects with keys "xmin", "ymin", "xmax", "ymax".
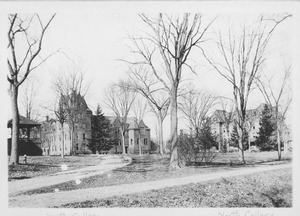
[{"xmin": 2, "ymin": 1, "xmax": 297, "ymax": 141}]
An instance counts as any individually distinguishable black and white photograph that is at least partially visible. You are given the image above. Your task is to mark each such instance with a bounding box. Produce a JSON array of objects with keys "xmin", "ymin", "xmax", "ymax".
[{"xmin": 0, "ymin": 1, "xmax": 299, "ymax": 216}]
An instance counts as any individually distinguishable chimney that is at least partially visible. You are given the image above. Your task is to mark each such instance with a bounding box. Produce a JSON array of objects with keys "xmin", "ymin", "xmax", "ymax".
[{"xmin": 46, "ymin": 116, "xmax": 49, "ymax": 122}]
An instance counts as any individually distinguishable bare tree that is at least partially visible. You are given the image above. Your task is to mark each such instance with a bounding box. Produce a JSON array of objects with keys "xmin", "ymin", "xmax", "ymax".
[
  {"xmin": 179, "ymin": 85, "xmax": 219, "ymax": 136},
  {"xmin": 53, "ymin": 96, "xmax": 68, "ymax": 158},
  {"xmin": 256, "ymin": 65, "xmax": 292, "ymax": 160},
  {"xmin": 127, "ymin": 13, "xmax": 215, "ymax": 169},
  {"xmin": 132, "ymin": 96, "xmax": 148, "ymax": 155},
  {"xmin": 20, "ymin": 78, "xmax": 41, "ymax": 121},
  {"xmin": 202, "ymin": 14, "xmax": 291, "ymax": 163},
  {"xmin": 216, "ymin": 98, "xmax": 235, "ymax": 152},
  {"xmin": 104, "ymin": 81, "xmax": 136, "ymax": 154},
  {"xmin": 126, "ymin": 65, "xmax": 169, "ymax": 157},
  {"xmin": 52, "ymin": 65, "xmax": 90, "ymax": 156},
  {"xmin": 7, "ymin": 13, "xmax": 56, "ymax": 165}
]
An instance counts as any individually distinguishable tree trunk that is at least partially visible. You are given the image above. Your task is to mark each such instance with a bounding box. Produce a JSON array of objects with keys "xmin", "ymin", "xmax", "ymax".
[
  {"xmin": 248, "ymin": 133, "xmax": 251, "ymax": 152},
  {"xmin": 237, "ymin": 126, "xmax": 246, "ymax": 164},
  {"xmin": 226, "ymin": 128, "xmax": 230, "ymax": 153},
  {"xmin": 70, "ymin": 127, "xmax": 75, "ymax": 155},
  {"xmin": 169, "ymin": 86, "xmax": 180, "ymax": 169},
  {"xmin": 9, "ymin": 85, "xmax": 20, "ymax": 165},
  {"xmin": 61, "ymin": 123, "xmax": 65, "ymax": 158},
  {"xmin": 121, "ymin": 129, "xmax": 126, "ymax": 154},
  {"xmin": 277, "ymin": 122, "xmax": 281, "ymax": 160},
  {"xmin": 157, "ymin": 112, "xmax": 164, "ymax": 158}
]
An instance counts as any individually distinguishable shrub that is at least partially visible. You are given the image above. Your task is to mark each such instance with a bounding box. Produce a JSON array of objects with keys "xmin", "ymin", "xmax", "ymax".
[{"xmin": 178, "ymin": 131, "xmax": 218, "ymax": 166}]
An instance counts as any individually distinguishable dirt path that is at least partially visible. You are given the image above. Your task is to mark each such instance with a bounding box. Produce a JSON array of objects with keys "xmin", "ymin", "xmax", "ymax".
[
  {"xmin": 9, "ymin": 163, "xmax": 291, "ymax": 208},
  {"xmin": 8, "ymin": 155, "xmax": 131, "ymax": 196}
]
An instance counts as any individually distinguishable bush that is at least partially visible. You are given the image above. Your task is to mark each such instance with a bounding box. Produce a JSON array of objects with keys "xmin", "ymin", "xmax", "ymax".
[{"xmin": 178, "ymin": 132, "xmax": 218, "ymax": 166}]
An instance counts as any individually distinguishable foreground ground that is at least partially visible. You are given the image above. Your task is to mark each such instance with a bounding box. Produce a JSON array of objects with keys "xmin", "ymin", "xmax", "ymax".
[
  {"xmin": 14, "ymin": 152, "xmax": 291, "ymax": 196},
  {"xmin": 8, "ymin": 151, "xmax": 292, "ymax": 208},
  {"xmin": 8, "ymin": 155, "xmax": 102, "ymax": 181},
  {"xmin": 60, "ymin": 167, "xmax": 292, "ymax": 208}
]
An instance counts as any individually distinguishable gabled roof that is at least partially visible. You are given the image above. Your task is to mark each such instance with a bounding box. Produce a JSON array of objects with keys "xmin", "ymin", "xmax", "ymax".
[
  {"xmin": 127, "ymin": 117, "xmax": 149, "ymax": 129},
  {"xmin": 211, "ymin": 110, "xmax": 228, "ymax": 122},
  {"xmin": 104, "ymin": 116, "xmax": 149, "ymax": 130},
  {"xmin": 7, "ymin": 115, "xmax": 41, "ymax": 128}
]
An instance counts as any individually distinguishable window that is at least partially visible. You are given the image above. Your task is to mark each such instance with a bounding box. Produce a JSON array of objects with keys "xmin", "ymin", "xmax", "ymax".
[
  {"xmin": 131, "ymin": 139, "xmax": 133, "ymax": 145},
  {"xmin": 83, "ymin": 133, "xmax": 85, "ymax": 140},
  {"xmin": 144, "ymin": 139, "xmax": 147, "ymax": 145},
  {"xmin": 137, "ymin": 138, "xmax": 139, "ymax": 145},
  {"xmin": 76, "ymin": 144, "xmax": 79, "ymax": 150},
  {"xmin": 253, "ymin": 126, "xmax": 255, "ymax": 129}
]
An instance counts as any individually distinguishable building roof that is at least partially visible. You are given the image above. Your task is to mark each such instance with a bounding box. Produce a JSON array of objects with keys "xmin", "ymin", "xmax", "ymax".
[
  {"xmin": 7, "ymin": 115, "xmax": 41, "ymax": 128},
  {"xmin": 211, "ymin": 110, "xmax": 228, "ymax": 122},
  {"xmin": 104, "ymin": 116, "xmax": 149, "ymax": 130},
  {"xmin": 211, "ymin": 103, "xmax": 268, "ymax": 123}
]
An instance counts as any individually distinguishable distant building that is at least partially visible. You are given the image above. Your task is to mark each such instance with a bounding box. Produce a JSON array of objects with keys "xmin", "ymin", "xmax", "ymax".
[
  {"xmin": 106, "ymin": 116, "xmax": 151, "ymax": 154},
  {"xmin": 7, "ymin": 115, "xmax": 42, "ymax": 156},
  {"xmin": 40, "ymin": 93, "xmax": 92, "ymax": 155},
  {"xmin": 210, "ymin": 103, "xmax": 291, "ymax": 151},
  {"xmin": 40, "ymin": 94, "xmax": 151, "ymax": 155}
]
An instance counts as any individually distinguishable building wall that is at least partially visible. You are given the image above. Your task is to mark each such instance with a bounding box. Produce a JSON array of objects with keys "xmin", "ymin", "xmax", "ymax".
[
  {"xmin": 41, "ymin": 112, "xmax": 151, "ymax": 155},
  {"xmin": 127, "ymin": 127, "xmax": 151, "ymax": 154},
  {"xmin": 41, "ymin": 107, "xmax": 92, "ymax": 156},
  {"xmin": 210, "ymin": 103, "xmax": 287, "ymax": 150}
]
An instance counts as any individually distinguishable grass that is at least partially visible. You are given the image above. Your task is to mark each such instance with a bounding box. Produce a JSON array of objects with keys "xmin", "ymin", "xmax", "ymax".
[
  {"xmin": 8, "ymin": 155, "xmax": 102, "ymax": 181},
  {"xmin": 16, "ymin": 151, "xmax": 292, "ymax": 196},
  {"xmin": 59, "ymin": 168, "xmax": 292, "ymax": 208}
]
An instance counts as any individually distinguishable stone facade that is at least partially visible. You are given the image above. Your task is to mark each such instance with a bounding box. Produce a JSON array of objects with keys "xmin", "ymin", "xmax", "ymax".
[
  {"xmin": 40, "ymin": 93, "xmax": 92, "ymax": 156},
  {"xmin": 40, "ymin": 94, "xmax": 151, "ymax": 155},
  {"xmin": 210, "ymin": 103, "xmax": 289, "ymax": 151},
  {"xmin": 106, "ymin": 117, "xmax": 151, "ymax": 154}
]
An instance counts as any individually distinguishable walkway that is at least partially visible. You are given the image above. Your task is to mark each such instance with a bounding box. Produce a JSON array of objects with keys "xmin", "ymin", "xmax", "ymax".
[
  {"xmin": 8, "ymin": 154, "xmax": 131, "ymax": 196},
  {"xmin": 9, "ymin": 163, "xmax": 291, "ymax": 208}
]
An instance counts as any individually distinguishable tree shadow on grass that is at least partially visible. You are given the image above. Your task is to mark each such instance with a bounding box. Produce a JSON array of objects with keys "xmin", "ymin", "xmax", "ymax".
[{"xmin": 9, "ymin": 176, "xmax": 31, "ymax": 181}]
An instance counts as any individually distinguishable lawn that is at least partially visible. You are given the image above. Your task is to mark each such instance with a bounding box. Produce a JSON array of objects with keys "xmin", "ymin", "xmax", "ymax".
[
  {"xmin": 16, "ymin": 151, "xmax": 292, "ymax": 196},
  {"xmin": 8, "ymin": 155, "xmax": 102, "ymax": 181},
  {"xmin": 59, "ymin": 168, "xmax": 292, "ymax": 208}
]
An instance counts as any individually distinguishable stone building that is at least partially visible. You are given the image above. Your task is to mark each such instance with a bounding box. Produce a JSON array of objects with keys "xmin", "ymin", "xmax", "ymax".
[
  {"xmin": 40, "ymin": 93, "xmax": 92, "ymax": 156},
  {"xmin": 40, "ymin": 93, "xmax": 151, "ymax": 155},
  {"xmin": 210, "ymin": 103, "xmax": 284, "ymax": 151},
  {"xmin": 106, "ymin": 116, "xmax": 151, "ymax": 154}
]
